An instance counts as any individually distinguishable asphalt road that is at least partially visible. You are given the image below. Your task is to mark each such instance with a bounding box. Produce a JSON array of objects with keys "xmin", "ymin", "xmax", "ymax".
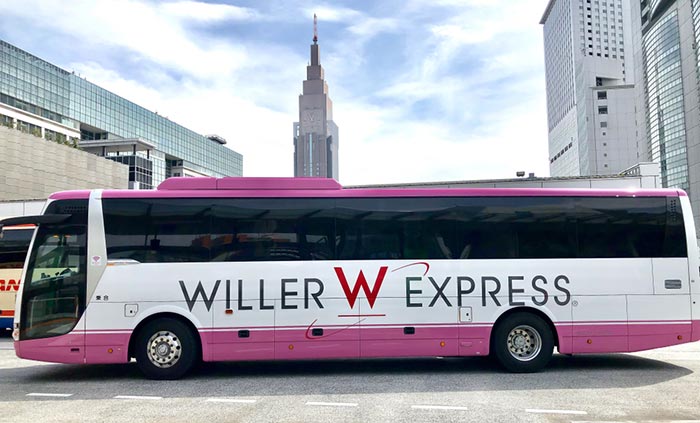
[{"xmin": 0, "ymin": 333, "xmax": 699, "ymax": 423}]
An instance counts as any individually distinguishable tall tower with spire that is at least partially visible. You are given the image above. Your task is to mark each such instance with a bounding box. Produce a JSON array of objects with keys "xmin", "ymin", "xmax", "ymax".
[{"xmin": 293, "ymin": 14, "xmax": 339, "ymax": 179}]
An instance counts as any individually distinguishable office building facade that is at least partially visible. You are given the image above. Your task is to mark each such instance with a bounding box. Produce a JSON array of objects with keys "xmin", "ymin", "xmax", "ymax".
[
  {"xmin": 293, "ymin": 18, "xmax": 339, "ymax": 179},
  {"xmin": 0, "ymin": 40, "xmax": 242, "ymax": 189},
  {"xmin": 628, "ymin": 0, "xmax": 700, "ymax": 233},
  {"xmin": 541, "ymin": 0, "xmax": 639, "ymax": 177},
  {"xmin": 0, "ymin": 126, "xmax": 128, "ymax": 200}
]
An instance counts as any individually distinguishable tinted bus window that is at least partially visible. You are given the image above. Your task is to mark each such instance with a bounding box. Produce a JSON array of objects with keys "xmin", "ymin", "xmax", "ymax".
[
  {"xmin": 211, "ymin": 198, "xmax": 335, "ymax": 261},
  {"xmin": 664, "ymin": 197, "xmax": 687, "ymax": 257},
  {"xmin": 576, "ymin": 197, "xmax": 687, "ymax": 257},
  {"xmin": 103, "ymin": 195, "xmax": 687, "ymax": 262},
  {"xmin": 103, "ymin": 199, "xmax": 211, "ymax": 263},
  {"xmin": 452, "ymin": 197, "xmax": 577, "ymax": 259},
  {"xmin": 575, "ymin": 197, "xmax": 672, "ymax": 258},
  {"xmin": 335, "ymin": 198, "xmax": 455, "ymax": 260}
]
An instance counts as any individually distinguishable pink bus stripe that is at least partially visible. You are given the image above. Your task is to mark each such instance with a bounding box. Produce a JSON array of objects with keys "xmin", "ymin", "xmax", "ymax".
[{"xmin": 14, "ymin": 320, "xmax": 699, "ymax": 365}]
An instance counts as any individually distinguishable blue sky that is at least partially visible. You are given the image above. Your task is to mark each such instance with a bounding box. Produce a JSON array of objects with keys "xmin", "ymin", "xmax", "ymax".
[{"xmin": 0, "ymin": 0, "xmax": 550, "ymax": 185}]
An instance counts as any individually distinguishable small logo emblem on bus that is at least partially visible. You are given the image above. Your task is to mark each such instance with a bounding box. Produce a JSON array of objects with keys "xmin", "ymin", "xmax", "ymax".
[{"xmin": 91, "ymin": 255, "xmax": 102, "ymax": 266}]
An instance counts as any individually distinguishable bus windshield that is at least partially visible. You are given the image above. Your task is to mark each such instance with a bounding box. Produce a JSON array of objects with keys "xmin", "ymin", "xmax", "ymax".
[{"xmin": 21, "ymin": 200, "xmax": 87, "ymax": 340}]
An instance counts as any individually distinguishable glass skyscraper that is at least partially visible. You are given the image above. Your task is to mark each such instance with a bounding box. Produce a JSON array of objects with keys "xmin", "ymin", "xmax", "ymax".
[
  {"xmin": 0, "ymin": 40, "xmax": 242, "ymax": 189},
  {"xmin": 629, "ymin": 0, "xmax": 700, "ymax": 238},
  {"xmin": 641, "ymin": 9, "xmax": 688, "ymax": 190}
]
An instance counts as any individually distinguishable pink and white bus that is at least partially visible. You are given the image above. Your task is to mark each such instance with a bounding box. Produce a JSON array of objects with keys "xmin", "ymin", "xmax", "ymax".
[{"xmin": 3, "ymin": 177, "xmax": 699, "ymax": 379}]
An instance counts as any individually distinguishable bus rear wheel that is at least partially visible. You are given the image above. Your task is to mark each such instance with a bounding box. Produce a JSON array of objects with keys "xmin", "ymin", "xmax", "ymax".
[
  {"xmin": 134, "ymin": 318, "xmax": 198, "ymax": 380},
  {"xmin": 491, "ymin": 312, "xmax": 553, "ymax": 373}
]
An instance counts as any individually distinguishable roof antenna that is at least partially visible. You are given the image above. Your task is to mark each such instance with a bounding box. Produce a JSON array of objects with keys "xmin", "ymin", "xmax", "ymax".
[{"xmin": 313, "ymin": 13, "xmax": 318, "ymax": 44}]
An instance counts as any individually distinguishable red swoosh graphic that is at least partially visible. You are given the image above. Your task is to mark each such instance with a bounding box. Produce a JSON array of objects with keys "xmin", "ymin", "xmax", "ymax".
[
  {"xmin": 304, "ymin": 318, "xmax": 365, "ymax": 340},
  {"xmin": 391, "ymin": 261, "xmax": 430, "ymax": 276}
]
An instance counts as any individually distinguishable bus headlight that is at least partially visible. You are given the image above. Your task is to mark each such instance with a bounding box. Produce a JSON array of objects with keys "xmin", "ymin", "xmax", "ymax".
[{"xmin": 12, "ymin": 323, "xmax": 19, "ymax": 341}]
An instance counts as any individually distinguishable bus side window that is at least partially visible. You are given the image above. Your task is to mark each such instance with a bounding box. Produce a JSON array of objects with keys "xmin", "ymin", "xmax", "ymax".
[
  {"xmin": 103, "ymin": 199, "xmax": 211, "ymax": 263},
  {"xmin": 575, "ymin": 197, "xmax": 669, "ymax": 258},
  {"xmin": 211, "ymin": 198, "xmax": 335, "ymax": 262}
]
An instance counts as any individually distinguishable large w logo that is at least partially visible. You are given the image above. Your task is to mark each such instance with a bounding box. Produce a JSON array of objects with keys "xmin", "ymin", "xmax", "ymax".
[
  {"xmin": 333, "ymin": 266, "xmax": 388, "ymax": 309},
  {"xmin": 179, "ymin": 280, "xmax": 220, "ymax": 312}
]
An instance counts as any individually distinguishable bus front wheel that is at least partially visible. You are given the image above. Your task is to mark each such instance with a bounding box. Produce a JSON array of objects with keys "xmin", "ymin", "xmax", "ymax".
[
  {"xmin": 491, "ymin": 312, "xmax": 553, "ymax": 373},
  {"xmin": 134, "ymin": 318, "xmax": 198, "ymax": 380}
]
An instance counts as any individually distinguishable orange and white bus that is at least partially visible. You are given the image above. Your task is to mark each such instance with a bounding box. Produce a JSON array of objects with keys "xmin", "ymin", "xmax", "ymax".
[
  {"xmin": 0, "ymin": 224, "xmax": 33, "ymax": 330},
  {"xmin": 3, "ymin": 177, "xmax": 700, "ymax": 379}
]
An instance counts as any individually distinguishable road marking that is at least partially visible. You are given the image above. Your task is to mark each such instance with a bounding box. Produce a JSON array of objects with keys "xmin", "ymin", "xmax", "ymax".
[
  {"xmin": 305, "ymin": 401, "xmax": 358, "ymax": 407},
  {"xmin": 526, "ymin": 409, "xmax": 587, "ymax": 415},
  {"xmin": 205, "ymin": 398, "xmax": 257, "ymax": 404},
  {"xmin": 26, "ymin": 393, "xmax": 73, "ymax": 398},
  {"xmin": 114, "ymin": 395, "xmax": 162, "ymax": 400},
  {"xmin": 412, "ymin": 405, "xmax": 470, "ymax": 411}
]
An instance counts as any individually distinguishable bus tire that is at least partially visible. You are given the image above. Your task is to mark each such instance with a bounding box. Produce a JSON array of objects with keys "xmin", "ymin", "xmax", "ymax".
[
  {"xmin": 491, "ymin": 312, "xmax": 553, "ymax": 373},
  {"xmin": 134, "ymin": 318, "xmax": 198, "ymax": 380}
]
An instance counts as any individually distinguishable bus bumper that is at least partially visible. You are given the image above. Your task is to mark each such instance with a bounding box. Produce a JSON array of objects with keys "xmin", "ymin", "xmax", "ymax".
[{"xmin": 14, "ymin": 334, "xmax": 85, "ymax": 364}]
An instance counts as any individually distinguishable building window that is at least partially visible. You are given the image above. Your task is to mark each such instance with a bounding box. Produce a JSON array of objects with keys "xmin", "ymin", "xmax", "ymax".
[
  {"xmin": 0, "ymin": 113, "xmax": 13, "ymax": 128},
  {"xmin": 598, "ymin": 91, "xmax": 607, "ymax": 99},
  {"xmin": 600, "ymin": 121, "xmax": 608, "ymax": 128},
  {"xmin": 16, "ymin": 120, "xmax": 42, "ymax": 137},
  {"xmin": 44, "ymin": 129, "xmax": 67, "ymax": 143},
  {"xmin": 598, "ymin": 106, "xmax": 608, "ymax": 114}
]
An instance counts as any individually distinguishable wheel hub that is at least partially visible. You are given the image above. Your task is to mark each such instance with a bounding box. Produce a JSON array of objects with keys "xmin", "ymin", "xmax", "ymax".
[
  {"xmin": 147, "ymin": 331, "xmax": 182, "ymax": 368},
  {"xmin": 156, "ymin": 343, "xmax": 170, "ymax": 356},
  {"xmin": 507, "ymin": 325, "xmax": 542, "ymax": 362}
]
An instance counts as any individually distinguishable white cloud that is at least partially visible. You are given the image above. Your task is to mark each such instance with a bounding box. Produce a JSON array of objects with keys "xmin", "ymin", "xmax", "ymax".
[
  {"xmin": 348, "ymin": 17, "xmax": 400, "ymax": 37},
  {"xmin": 335, "ymin": 87, "xmax": 549, "ymax": 185},
  {"xmin": 0, "ymin": 0, "xmax": 249, "ymax": 78},
  {"xmin": 72, "ymin": 60, "xmax": 299, "ymax": 178},
  {"xmin": 303, "ymin": 5, "xmax": 362, "ymax": 22},
  {"xmin": 160, "ymin": 1, "xmax": 260, "ymax": 22}
]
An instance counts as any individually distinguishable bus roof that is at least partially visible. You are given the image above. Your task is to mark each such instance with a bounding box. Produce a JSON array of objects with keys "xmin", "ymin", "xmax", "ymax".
[{"xmin": 47, "ymin": 177, "xmax": 687, "ymax": 200}]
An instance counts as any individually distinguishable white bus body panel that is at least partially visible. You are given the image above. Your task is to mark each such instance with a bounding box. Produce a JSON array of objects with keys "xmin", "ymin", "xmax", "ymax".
[{"xmin": 80, "ymin": 255, "xmax": 689, "ymax": 361}]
